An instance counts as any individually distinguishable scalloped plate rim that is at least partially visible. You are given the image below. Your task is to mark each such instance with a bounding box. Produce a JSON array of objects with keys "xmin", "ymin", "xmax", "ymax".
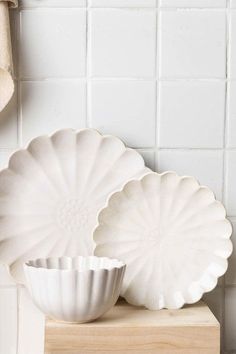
[
  {"xmin": 94, "ymin": 171, "xmax": 233, "ymax": 310},
  {"xmin": 0, "ymin": 128, "xmax": 149, "ymax": 284}
]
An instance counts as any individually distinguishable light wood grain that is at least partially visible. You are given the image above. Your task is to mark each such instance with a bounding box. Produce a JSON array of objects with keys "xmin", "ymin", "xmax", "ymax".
[{"xmin": 45, "ymin": 300, "xmax": 220, "ymax": 354}]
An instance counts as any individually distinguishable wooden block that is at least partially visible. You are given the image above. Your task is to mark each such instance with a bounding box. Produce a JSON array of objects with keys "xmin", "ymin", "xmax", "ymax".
[{"xmin": 45, "ymin": 300, "xmax": 220, "ymax": 354}]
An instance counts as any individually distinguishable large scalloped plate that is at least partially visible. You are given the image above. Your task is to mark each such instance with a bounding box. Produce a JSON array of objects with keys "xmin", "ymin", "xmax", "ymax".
[
  {"xmin": 0, "ymin": 128, "xmax": 149, "ymax": 283},
  {"xmin": 94, "ymin": 171, "xmax": 233, "ymax": 310}
]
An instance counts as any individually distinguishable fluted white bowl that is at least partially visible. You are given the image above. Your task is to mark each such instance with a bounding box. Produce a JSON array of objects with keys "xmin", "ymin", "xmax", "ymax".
[{"xmin": 24, "ymin": 256, "xmax": 126, "ymax": 323}]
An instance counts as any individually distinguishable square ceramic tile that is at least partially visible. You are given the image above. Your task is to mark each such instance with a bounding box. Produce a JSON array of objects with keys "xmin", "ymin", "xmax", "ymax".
[
  {"xmin": 159, "ymin": 10, "xmax": 226, "ymax": 78},
  {"xmin": 137, "ymin": 150, "xmax": 155, "ymax": 170},
  {"xmin": 89, "ymin": 0, "xmax": 156, "ymax": 6},
  {"xmin": 226, "ymin": 219, "xmax": 236, "ymax": 285},
  {"xmin": 158, "ymin": 81, "xmax": 225, "ymax": 148},
  {"xmin": 0, "ymin": 151, "xmax": 16, "ymax": 169},
  {"xmin": 21, "ymin": 80, "xmax": 86, "ymax": 145},
  {"xmin": 225, "ymin": 151, "xmax": 236, "ymax": 216},
  {"xmin": 0, "ymin": 289, "xmax": 17, "ymax": 354},
  {"xmin": 225, "ymin": 287, "xmax": 236, "ymax": 350},
  {"xmin": 20, "ymin": 9, "xmax": 86, "ymax": 78},
  {"xmin": 227, "ymin": 81, "xmax": 236, "ymax": 147},
  {"xmin": 18, "ymin": 288, "xmax": 45, "ymax": 354},
  {"xmin": 229, "ymin": 11, "xmax": 236, "ymax": 79},
  {"xmin": 89, "ymin": 9, "xmax": 156, "ymax": 77},
  {"xmin": 20, "ymin": 0, "xmax": 86, "ymax": 7},
  {"xmin": 203, "ymin": 287, "xmax": 223, "ymax": 323},
  {"xmin": 159, "ymin": 0, "xmax": 226, "ymax": 7},
  {"xmin": 0, "ymin": 92, "xmax": 18, "ymax": 148},
  {"xmin": 157, "ymin": 150, "xmax": 223, "ymax": 200},
  {"xmin": 90, "ymin": 80, "xmax": 156, "ymax": 148},
  {"xmin": 231, "ymin": 0, "xmax": 236, "ymax": 7}
]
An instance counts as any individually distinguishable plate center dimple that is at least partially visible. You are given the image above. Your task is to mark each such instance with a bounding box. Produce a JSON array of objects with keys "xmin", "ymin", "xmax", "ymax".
[
  {"xmin": 57, "ymin": 198, "xmax": 88, "ymax": 232},
  {"xmin": 146, "ymin": 227, "xmax": 170, "ymax": 249},
  {"xmin": 147, "ymin": 228, "xmax": 159, "ymax": 242}
]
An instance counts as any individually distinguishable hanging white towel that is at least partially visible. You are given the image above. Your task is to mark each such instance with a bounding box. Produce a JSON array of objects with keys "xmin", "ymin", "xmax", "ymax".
[{"xmin": 0, "ymin": 0, "xmax": 17, "ymax": 112}]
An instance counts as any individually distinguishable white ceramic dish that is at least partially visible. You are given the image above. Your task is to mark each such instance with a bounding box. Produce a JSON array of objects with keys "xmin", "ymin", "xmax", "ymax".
[
  {"xmin": 24, "ymin": 256, "xmax": 126, "ymax": 323},
  {"xmin": 94, "ymin": 171, "xmax": 233, "ymax": 310},
  {"xmin": 0, "ymin": 128, "xmax": 148, "ymax": 283}
]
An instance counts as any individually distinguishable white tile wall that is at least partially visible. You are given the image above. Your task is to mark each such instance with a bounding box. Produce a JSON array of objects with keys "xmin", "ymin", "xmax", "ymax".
[
  {"xmin": 203, "ymin": 286, "xmax": 223, "ymax": 323},
  {"xmin": 0, "ymin": 92, "xmax": 18, "ymax": 148},
  {"xmin": 225, "ymin": 287, "xmax": 236, "ymax": 351},
  {"xmin": 157, "ymin": 150, "xmax": 224, "ymax": 199},
  {"xmin": 0, "ymin": 151, "xmax": 16, "ymax": 169},
  {"xmin": 229, "ymin": 10, "xmax": 236, "ymax": 78},
  {"xmin": 160, "ymin": 0, "xmax": 227, "ymax": 7},
  {"xmin": 158, "ymin": 81, "xmax": 225, "ymax": 148},
  {"xmin": 227, "ymin": 81, "xmax": 236, "ymax": 147},
  {"xmin": 225, "ymin": 151, "xmax": 236, "ymax": 216},
  {"xmin": 226, "ymin": 218, "xmax": 236, "ymax": 285},
  {"xmin": 90, "ymin": 0, "xmax": 156, "ymax": 7},
  {"xmin": 20, "ymin": 9, "xmax": 87, "ymax": 78},
  {"xmin": 90, "ymin": 80, "xmax": 156, "ymax": 147},
  {"xmin": 17, "ymin": 288, "xmax": 45, "ymax": 354},
  {"xmin": 0, "ymin": 0, "xmax": 234, "ymax": 353},
  {"xmin": 159, "ymin": 10, "xmax": 226, "ymax": 78},
  {"xmin": 0, "ymin": 288, "xmax": 17, "ymax": 354},
  {"xmin": 21, "ymin": 80, "xmax": 86, "ymax": 144},
  {"xmin": 138, "ymin": 150, "xmax": 156, "ymax": 170},
  {"xmin": 89, "ymin": 9, "xmax": 156, "ymax": 77},
  {"xmin": 20, "ymin": 0, "xmax": 86, "ymax": 7}
]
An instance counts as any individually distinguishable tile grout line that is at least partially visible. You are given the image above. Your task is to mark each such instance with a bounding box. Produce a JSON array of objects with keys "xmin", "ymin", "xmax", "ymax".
[
  {"xmin": 225, "ymin": 284, "xmax": 236, "ymax": 288},
  {"xmin": 86, "ymin": 4, "xmax": 92, "ymax": 128},
  {"xmin": 17, "ymin": 77, "xmax": 232, "ymax": 82},
  {"xmin": 228, "ymin": 216, "xmax": 236, "ymax": 220},
  {"xmin": 154, "ymin": 1, "xmax": 158, "ymax": 171},
  {"xmin": 155, "ymin": 0, "xmax": 160, "ymax": 171},
  {"xmin": 1, "ymin": 146, "xmax": 236, "ymax": 151},
  {"xmin": 18, "ymin": 6, "xmax": 231, "ymax": 10},
  {"xmin": 18, "ymin": 10, "xmax": 23, "ymax": 148},
  {"xmin": 159, "ymin": 7, "xmax": 229, "ymax": 11},
  {"xmin": 16, "ymin": 8, "xmax": 22, "ymax": 149},
  {"xmin": 85, "ymin": 0, "xmax": 89, "ymax": 128},
  {"xmin": 16, "ymin": 285, "xmax": 20, "ymax": 354},
  {"xmin": 222, "ymin": 0, "xmax": 231, "ymax": 351}
]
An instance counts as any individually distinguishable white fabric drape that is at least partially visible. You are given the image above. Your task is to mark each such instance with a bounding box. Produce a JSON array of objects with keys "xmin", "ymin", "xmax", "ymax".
[{"xmin": 0, "ymin": 0, "xmax": 17, "ymax": 112}]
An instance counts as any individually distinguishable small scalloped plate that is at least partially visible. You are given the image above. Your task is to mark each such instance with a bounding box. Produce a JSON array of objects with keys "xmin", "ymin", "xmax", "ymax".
[
  {"xmin": 0, "ymin": 128, "xmax": 149, "ymax": 283},
  {"xmin": 94, "ymin": 171, "xmax": 233, "ymax": 310}
]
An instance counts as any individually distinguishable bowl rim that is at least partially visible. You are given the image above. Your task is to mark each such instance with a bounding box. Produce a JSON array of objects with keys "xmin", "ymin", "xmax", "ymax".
[{"xmin": 24, "ymin": 255, "xmax": 126, "ymax": 273}]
